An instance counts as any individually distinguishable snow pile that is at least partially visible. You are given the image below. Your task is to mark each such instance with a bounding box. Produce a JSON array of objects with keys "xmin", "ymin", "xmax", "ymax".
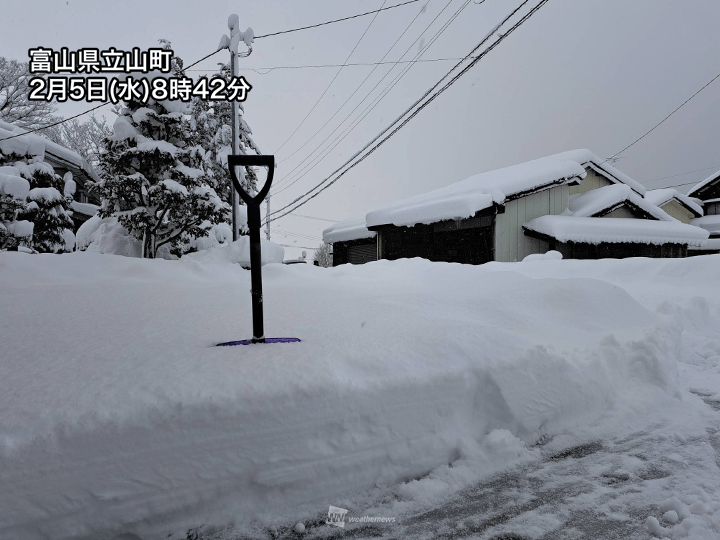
[
  {"xmin": 0, "ymin": 251, "xmax": 701, "ymax": 539},
  {"xmin": 76, "ymin": 215, "xmax": 173, "ymax": 259},
  {"xmin": 522, "ymin": 250, "xmax": 562, "ymax": 262},
  {"xmin": 185, "ymin": 235, "xmax": 284, "ymax": 266},
  {"xmin": 645, "ymin": 188, "xmax": 703, "ymax": 216},
  {"xmin": 524, "ymin": 215, "xmax": 709, "ymax": 246},
  {"xmin": 322, "ymin": 213, "xmax": 376, "ymax": 243}
]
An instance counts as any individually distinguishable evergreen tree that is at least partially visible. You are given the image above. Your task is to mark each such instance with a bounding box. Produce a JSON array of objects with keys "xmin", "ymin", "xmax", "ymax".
[
  {"xmin": 91, "ymin": 42, "xmax": 229, "ymax": 259},
  {"xmin": 17, "ymin": 162, "xmax": 75, "ymax": 253},
  {"xmin": 192, "ymin": 62, "xmax": 261, "ymax": 212},
  {"xmin": 0, "ymin": 157, "xmax": 32, "ymax": 250},
  {"xmin": 1, "ymin": 146, "xmax": 74, "ymax": 253}
]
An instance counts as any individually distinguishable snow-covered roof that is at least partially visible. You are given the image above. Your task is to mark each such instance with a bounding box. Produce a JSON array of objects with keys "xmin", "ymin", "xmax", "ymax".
[
  {"xmin": 364, "ymin": 157, "xmax": 586, "ymax": 229},
  {"xmin": 524, "ymin": 215, "xmax": 709, "ymax": 247},
  {"xmin": 645, "ymin": 188, "xmax": 703, "ymax": 217},
  {"xmin": 687, "ymin": 169, "xmax": 720, "ymax": 199},
  {"xmin": 70, "ymin": 200, "xmax": 100, "ymax": 217},
  {"xmin": 327, "ymin": 149, "xmax": 649, "ymax": 239},
  {"xmin": 544, "ymin": 149, "xmax": 646, "ymax": 196},
  {"xmin": 691, "ymin": 215, "xmax": 720, "ymax": 235},
  {"xmin": 322, "ymin": 215, "xmax": 376, "ymax": 244},
  {"xmin": 0, "ymin": 120, "xmax": 100, "ymax": 184},
  {"xmin": 692, "ymin": 237, "xmax": 720, "ymax": 252},
  {"xmin": 567, "ymin": 184, "xmax": 675, "ymax": 221}
]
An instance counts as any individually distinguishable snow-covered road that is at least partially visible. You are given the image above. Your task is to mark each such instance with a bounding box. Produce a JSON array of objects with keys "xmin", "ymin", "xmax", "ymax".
[{"xmin": 1, "ymin": 251, "xmax": 719, "ymax": 540}]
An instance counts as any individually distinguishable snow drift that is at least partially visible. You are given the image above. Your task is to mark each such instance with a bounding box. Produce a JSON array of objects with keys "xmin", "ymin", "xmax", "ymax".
[{"xmin": 0, "ymin": 252, "xmax": 705, "ymax": 539}]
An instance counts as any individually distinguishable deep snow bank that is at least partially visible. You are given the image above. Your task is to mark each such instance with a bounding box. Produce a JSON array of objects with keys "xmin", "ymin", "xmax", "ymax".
[{"xmin": 0, "ymin": 252, "xmax": 697, "ymax": 539}]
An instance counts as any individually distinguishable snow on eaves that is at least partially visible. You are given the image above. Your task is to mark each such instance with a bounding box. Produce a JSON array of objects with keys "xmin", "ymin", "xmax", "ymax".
[
  {"xmin": 691, "ymin": 215, "xmax": 720, "ymax": 235},
  {"xmin": 524, "ymin": 215, "xmax": 709, "ymax": 247},
  {"xmin": 544, "ymin": 149, "xmax": 646, "ymax": 196},
  {"xmin": 365, "ymin": 159, "xmax": 585, "ymax": 229},
  {"xmin": 645, "ymin": 188, "xmax": 703, "ymax": 217},
  {"xmin": 568, "ymin": 184, "xmax": 675, "ymax": 221},
  {"xmin": 687, "ymin": 169, "xmax": 720, "ymax": 198},
  {"xmin": 323, "ymin": 214, "xmax": 376, "ymax": 244},
  {"xmin": 70, "ymin": 201, "xmax": 100, "ymax": 217},
  {"xmin": 328, "ymin": 149, "xmax": 647, "ymax": 236},
  {"xmin": 0, "ymin": 119, "xmax": 100, "ymax": 183}
]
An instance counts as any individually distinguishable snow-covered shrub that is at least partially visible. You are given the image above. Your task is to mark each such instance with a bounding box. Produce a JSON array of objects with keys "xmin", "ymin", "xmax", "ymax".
[
  {"xmin": 0, "ymin": 149, "xmax": 74, "ymax": 253},
  {"xmin": 16, "ymin": 161, "xmax": 75, "ymax": 253},
  {"xmin": 0, "ymin": 164, "xmax": 33, "ymax": 250}
]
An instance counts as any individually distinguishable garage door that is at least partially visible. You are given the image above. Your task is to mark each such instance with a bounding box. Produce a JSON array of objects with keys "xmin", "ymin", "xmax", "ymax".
[{"xmin": 347, "ymin": 243, "xmax": 377, "ymax": 264}]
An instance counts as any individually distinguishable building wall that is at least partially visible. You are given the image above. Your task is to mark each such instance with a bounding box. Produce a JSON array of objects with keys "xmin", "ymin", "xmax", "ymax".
[
  {"xmin": 494, "ymin": 185, "xmax": 566, "ymax": 262},
  {"xmin": 659, "ymin": 200, "xmax": 695, "ymax": 224},
  {"xmin": 603, "ymin": 205, "xmax": 636, "ymax": 219},
  {"xmin": 568, "ymin": 168, "xmax": 614, "ymax": 195}
]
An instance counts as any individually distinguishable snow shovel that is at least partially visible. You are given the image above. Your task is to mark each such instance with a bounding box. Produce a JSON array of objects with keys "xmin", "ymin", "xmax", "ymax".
[{"xmin": 217, "ymin": 154, "xmax": 300, "ymax": 346}]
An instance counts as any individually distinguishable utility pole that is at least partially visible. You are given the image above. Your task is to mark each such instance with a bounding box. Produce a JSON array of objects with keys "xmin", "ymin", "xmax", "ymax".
[
  {"xmin": 221, "ymin": 14, "xmax": 253, "ymax": 241},
  {"xmin": 265, "ymin": 196, "xmax": 271, "ymax": 240}
]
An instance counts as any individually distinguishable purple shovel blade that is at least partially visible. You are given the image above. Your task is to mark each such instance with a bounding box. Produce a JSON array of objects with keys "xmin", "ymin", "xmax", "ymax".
[{"xmin": 217, "ymin": 337, "xmax": 301, "ymax": 347}]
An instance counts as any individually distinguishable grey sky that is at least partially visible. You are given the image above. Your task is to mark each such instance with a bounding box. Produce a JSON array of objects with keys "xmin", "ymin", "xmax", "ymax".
[{"xmin": 2, "ymin": 0, "xmax": 719, "ymax": 257}]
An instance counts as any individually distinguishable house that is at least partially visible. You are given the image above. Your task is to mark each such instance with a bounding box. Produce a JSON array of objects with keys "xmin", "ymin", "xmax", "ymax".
[
  {"xmin": 686, "ymin": 170, "xmax": 720, "ymax": 255},
  {"xmin": 0, "ymin": 120, "xmax": 101, "ymax": 232},
  {"xmin": 323, "ymin": 149, "xmax": 709, "ymax": 266}
]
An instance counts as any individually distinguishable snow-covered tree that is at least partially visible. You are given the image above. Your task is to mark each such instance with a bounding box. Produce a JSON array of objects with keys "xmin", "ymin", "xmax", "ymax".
[
  {"xmin": 91, "ymin": 42, "xmax": 229, "ymax": 259},
  {"xmin": 0, "ymin": 57, "xmax": 59, "ymax": 130},
  {"xmin": 314, "ymin": 242, "xmax": 333, "ymax": 267},
  {"xmin": 16, "ymin": 164, "xmax": 75, "ymax": 253},
  {"xmin": 0, "ymin": 162, "xmax": 33, "ymax": 250},
  {"xmin": 192, "ymin": 62, "xmax": 261, "ymax": 209}
]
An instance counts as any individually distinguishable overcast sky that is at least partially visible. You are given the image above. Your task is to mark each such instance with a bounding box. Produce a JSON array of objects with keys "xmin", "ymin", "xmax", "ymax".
[{"xmin": 2, "ymin": 0, "xmax": 719, "ymax": 257}]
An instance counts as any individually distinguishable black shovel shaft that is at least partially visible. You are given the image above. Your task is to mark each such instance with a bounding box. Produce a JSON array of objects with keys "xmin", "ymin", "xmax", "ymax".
[
  {"xmin": 227, "ymin": 155, "xmax": 275, "ymax": 344},
  {"xmin": 248, "ymin": 204, "xmax": 264, "ymax": 342}
]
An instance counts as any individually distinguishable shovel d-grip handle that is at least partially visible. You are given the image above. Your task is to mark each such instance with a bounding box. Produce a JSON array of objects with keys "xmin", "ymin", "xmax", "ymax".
[
  {"xmin": 227, "ymin": 154, "xmax": 274, "ymax": 343},
  {"xmin": 228, "ymin": 155, "xmax": 274, "ymax": 208}
]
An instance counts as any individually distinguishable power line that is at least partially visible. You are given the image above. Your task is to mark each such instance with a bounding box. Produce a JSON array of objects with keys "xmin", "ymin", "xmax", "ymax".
[
  {"xmin": 254, "ymin": 0, "xmax": 421, "ymax": 39},
  {"xmin": 0, "ymin": 103, "xmax": 108, "ymax": 141},
  {"xmin": 186, "ymin": 56, "xmax": 481, "ymax": 74},
  {"xmin": 271, "ymin": 0, "xmax": 467, "ymax": 195},
  {"xmin": 274, "ymin": 228, "xmax": 323, "ymax": 240},
  {"xmin": 289, "ymin": 213, "xmax": 339, "ymax": 222},
  {"xmin": 265, "ymin": 0, "xmax": 549, "ymax": 224},
  {"xmin": 272, "ymin": 0, "xmax": 389, "ymax": 156},
  {"xmin": 268, "ymin": 0, "xmax": 501, "ymax": 202},
  {"xmin": 277, "ymin": 244, "xmax": 319, "ymax": 250},
  {"xmin": 273, "ymin": 0, "xmax": 431, "ymax": 169},
  {"xmin": 272, "ymin": 0, "xmax": 464, "ymax": 193},
  {"xmin": 642, "ymin": 164, "xmax": 720, "ymax": 184},
  {"xmin": 184, "ymin": 49, "xmax": 222, "ymax": 70},
  {"xmin": 608, "ymin": 69, "xmax": 720, "ymax": 162}
]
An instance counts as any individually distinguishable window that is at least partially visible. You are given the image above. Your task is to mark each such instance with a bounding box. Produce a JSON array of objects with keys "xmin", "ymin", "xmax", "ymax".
[{"xmin": 705, "ymin": 202, "xmax": 720, "ymax": 216}]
